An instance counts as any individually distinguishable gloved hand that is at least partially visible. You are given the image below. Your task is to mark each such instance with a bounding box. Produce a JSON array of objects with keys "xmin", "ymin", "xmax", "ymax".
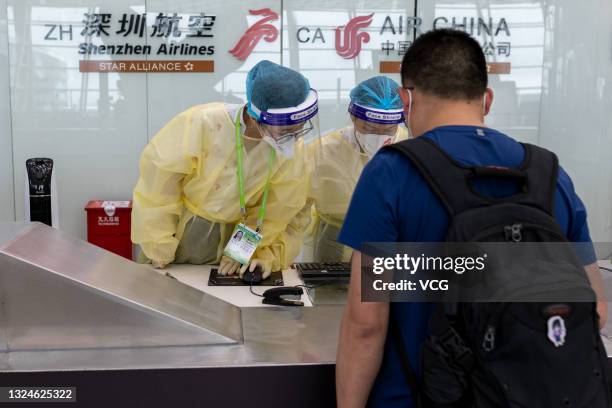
[
  {"xmin": 219, "ymin": 256, "xmax": 241, "ymax": 276},
  {"xmin": 240, "ymin": 258, "xmax": 273, "ymax": 280},
  {"xmin": 152, "ymin": 260, "xmax": 167, "ymax": 269}
]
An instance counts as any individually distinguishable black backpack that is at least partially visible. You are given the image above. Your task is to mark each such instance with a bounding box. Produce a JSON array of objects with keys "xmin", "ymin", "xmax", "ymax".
[{"xmin": 384, "ymin": 137, "xmax": 611, "ymax": 408}]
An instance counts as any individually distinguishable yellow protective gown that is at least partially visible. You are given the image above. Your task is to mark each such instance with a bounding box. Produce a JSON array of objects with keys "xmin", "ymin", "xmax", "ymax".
[
  {"xmin": 131, "ymin": 102, "xmax": 311, "ymax": 271},
  {"xmin": 306, "ymin": 126, "xmax": 408, "ymax": 262}
]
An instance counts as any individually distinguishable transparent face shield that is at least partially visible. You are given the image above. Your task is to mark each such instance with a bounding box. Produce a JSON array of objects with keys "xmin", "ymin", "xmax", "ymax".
[
  {"xmin": 346, "ymin": 102, "xmax": 405, "ymax": 157},
  {"xmin": 251, "ymin": 89, "xmax": 321, "ymax": 158},
  {"xmin": 259, "ymin": 120, "xmax": 315, "ymax": 144}
]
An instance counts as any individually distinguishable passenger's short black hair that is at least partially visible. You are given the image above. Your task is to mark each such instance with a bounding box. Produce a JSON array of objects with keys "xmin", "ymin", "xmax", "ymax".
[{"xmin": 400, "ymin": 29, "xmax": 488, "ymax": 100}]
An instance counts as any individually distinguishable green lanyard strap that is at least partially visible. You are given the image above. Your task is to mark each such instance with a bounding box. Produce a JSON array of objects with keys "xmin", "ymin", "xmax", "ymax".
[{"xmin": 235, "ymin": 108, "xmax": 276, "ymax": 233}]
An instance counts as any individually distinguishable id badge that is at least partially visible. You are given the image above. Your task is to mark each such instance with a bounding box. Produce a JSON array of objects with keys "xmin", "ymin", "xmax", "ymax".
[{"xmin": 223, "ymin": 223, "xmax": 262, "ymax": 265}]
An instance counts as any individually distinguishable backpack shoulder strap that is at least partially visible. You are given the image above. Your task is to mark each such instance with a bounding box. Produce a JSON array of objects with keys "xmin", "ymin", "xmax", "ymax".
[
  {"xmin": 385, "ymin": 139, "xmax": 559, "ymax": 217},
  {"xmin": 519, "ymin": 143, "xmax": 559, "ymax": 215},
  {"xmin": 385, "ymin": 138, "xmax": 488, "ymax": 217}
]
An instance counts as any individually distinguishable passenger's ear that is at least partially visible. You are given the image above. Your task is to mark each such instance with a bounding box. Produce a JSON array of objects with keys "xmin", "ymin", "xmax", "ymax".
[
  {"xmin": 398, "ymin": 87, "xmax": 410, "ymax": 106},
  {"xmin": 398, "ymin": 87, "xmax": 413, "ymax": 119},
  {"xmin": 483, "ymin": 88, "xmax": 494, "ymax": 116}
]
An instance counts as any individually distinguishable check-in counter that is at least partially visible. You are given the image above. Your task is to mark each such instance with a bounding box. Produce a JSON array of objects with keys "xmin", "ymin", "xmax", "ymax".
[
  {"xmin": 0, "ymin": 223, "xmax": 346, "ymax": 407},
  {"xmin": 2, "ymin": 222, "xmax": 612, "ymax": 407}
]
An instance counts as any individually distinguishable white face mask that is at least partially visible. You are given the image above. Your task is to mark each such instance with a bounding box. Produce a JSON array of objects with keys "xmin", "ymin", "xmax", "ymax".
[
  {"xmin": 354, "ymin": 130, "xmax": 393, "ymax": 157},
  {"xmin": 263, "ymin": 135, "xmax": 296, "ymax": 159}
]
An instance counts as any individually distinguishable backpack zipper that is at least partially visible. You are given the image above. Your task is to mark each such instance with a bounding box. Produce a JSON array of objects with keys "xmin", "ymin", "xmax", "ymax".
[
  {"xmin": 504, "ymin": 223, "xmax": 523, "ymax": 242},
  {"xmin": 467, "ymin": 222, "xmax": 566, "ymax": 242},
  {"xmin": 482, "ymin": 325, "xmax": 496, "ymax": 352}
]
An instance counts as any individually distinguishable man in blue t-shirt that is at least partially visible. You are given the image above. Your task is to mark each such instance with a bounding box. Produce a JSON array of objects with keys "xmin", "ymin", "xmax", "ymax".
[{"xmin": 335, "ymin": 29, "xmax": 607, "ymax": 408}]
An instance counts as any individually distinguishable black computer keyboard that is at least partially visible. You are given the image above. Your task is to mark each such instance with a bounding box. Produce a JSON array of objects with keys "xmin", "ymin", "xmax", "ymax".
[{"xmin": 294, "ymin": 262, "xmax": 351, "ymax": 281}]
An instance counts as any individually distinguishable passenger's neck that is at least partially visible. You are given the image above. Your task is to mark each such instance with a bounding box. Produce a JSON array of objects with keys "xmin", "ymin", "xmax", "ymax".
[{"xmin": 416, "ymin": 102, "xmax": 485, "ymax": 136}]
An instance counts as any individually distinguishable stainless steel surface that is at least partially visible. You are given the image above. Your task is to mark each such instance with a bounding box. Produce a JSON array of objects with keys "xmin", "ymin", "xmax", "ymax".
[
  {"xmin": 0, "ymin": 222, "xmax": 346, "ymax": 372},
  {"xmin": 0, "ymin": 259, "xmax": 6, "ymax": 353},
  {"xmin": 601, "ymin": 302, "xmax": 612, "ymax": 357},
  {"xmin": 599, "ymin": 261, "xmax": 612, "ymax": 352},
  {"xmin": 1, "ymin": 306, "xmax": 343, "ymax": 371},
  {"xmin": 0, "ymin": 223, "xmax": 241, "ymax": 350},
  {"xmin": 0, "ymin": 222, "xmax": 32, "ymax": 247},
  {"xmin": 602, "ymin": 334, "xmax": 612, "ymax": 358},
  {"xmin": 307, "ymin": 284, "xmax": 348, "ymax": 305},
  {"xmin": 7, "ymin": 223, "xmax": 606, "ymax": 373},
  {"xmin": 0, "ymin": 224, "xmax": 609, "ymax": 373}
]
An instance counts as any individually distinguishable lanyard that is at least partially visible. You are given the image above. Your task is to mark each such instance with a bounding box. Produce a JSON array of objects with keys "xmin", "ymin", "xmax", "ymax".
[{"xmin": 235, "ymin": 108, "xmax": 276, "ymax": 233}]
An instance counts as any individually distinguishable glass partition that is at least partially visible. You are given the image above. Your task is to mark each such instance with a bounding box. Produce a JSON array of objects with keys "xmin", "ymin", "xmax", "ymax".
[{"xmin": 3, "ymin": 0, "xmax": 611, "ymax": 248}]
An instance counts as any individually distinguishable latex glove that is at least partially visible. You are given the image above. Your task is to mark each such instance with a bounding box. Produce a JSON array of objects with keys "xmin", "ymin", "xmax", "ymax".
[
  {"xmin": 219, "ymin": 256, "xmax": 241, "ymax": 276},
  {"xmin": 240, "ymin": 258, "xmax": 272, "ymax": 280},
  {"xmin": 152, "ymin": 260, "xmax": 167, "ymax": 269}
]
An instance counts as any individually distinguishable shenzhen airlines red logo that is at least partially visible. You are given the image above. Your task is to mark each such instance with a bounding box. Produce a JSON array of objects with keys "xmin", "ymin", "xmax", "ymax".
[
  {"xmin": 229, "ymin": 8, "xmax": 279, "ymax": 61},
  {"xmin": 335, "ymin": 13, "xmax": 374, "ymax": 59}
]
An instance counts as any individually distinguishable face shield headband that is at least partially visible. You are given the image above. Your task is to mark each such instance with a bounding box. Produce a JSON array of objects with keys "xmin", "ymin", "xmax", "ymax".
[
  {"xmin": 348, "ymin": 101, "xmax": 404, "ymax": 125},
  {"xmin": 249, "ymin": 89, "xmax": 319, "ymax": 127}
]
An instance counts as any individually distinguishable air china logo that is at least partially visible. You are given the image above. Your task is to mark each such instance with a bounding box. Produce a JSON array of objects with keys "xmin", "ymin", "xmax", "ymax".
[
  {"xmin": 335, "ymin": 13, "xmax": 374, "ymax": 59},
  {"xmin": 229, "ymin": 8, "xmax": 279, "ymax": 60}
]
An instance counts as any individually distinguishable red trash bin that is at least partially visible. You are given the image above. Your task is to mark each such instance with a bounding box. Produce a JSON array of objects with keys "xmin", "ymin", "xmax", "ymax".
[{"xmin": 85, "ymin": 200, "xmax": 133, "ymax": 260}]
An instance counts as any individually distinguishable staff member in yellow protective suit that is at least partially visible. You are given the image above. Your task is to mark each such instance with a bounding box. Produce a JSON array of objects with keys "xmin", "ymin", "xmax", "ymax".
[
  {"xmin": 132, "ymin": 60, "xmax": 320, "ymax": 278},
  {"xmin": 307, "ymin": 76, "xmax": 407, "ymax": 262}
]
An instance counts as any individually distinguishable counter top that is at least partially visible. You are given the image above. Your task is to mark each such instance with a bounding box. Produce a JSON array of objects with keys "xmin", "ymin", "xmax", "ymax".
[
  {"xmin": 154, "ymin": 264, "xmax": 315, "ymax": 307},
  {"xmin": 1, "ymin": 223, "xmax": 611, "ymax": 373},
  {"xmin": 0, "ymin": 223, "xmax": 345, "ymax": 372}
]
